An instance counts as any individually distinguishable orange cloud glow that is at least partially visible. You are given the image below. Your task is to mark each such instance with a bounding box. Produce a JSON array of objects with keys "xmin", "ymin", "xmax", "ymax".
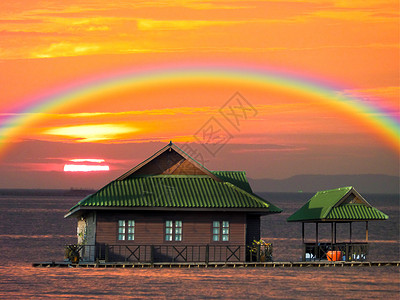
[
  {"xmin": 0, "ymin": 0, "xmax": 398, "ymax": 188},
  {"xmin": 44, "ymin": 124, "xmax": 139, "ymax": 142},
  {"xmin": 69, "ymin": 159, "xmax": 106, "ymax": 163}
]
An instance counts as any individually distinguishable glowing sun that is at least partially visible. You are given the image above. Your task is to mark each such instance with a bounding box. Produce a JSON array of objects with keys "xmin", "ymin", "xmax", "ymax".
[{"xmin": 64, "ymin": 159, "xmax": 110, "ymax": 172}]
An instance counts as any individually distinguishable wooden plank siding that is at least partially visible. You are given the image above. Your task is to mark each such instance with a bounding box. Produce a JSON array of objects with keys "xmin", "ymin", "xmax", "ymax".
[
  {"xmin": 96, "ymin": 211, "xmax": 245, "ymax": 245},
  {"xmin": 94, "ymin": 211, "xmax": 247, "ymax": 262}
]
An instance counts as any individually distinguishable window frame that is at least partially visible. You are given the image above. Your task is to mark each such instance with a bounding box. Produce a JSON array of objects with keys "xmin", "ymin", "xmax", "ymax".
[
  {"xmin": 212, "ymin": 220, "xmax": 230, "ymax": 242},
  {"xmin": 165, "ymin": 220, "xmax": 183, "ymax": 242},
  {"xmin": 117, "ymin": 219, "xmax": 135, "ymax": 241}
]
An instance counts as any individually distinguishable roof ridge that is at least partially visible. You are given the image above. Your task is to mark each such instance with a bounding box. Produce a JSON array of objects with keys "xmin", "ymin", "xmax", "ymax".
[
  {"xmin": 320, "ymin": 187, "xmax": 353, "ymax": 219},
  {"xmin": 116, "ymin": 144, "xmax": 171, "ymax": 180},
  {"xmin": 116, "ymin": 142, "xmax": 221, "ymax": 182},
  {"xmin": 132, "ymin": 174, "xmax": 211, "ymax": 178},
  {"xmin": 173, "ymin": 142, "xmax": 214, "ymax": 173},
  {"xmin": 316, "ymin": 186, "xmax": 353, "ymax": 194},
  {"xmin": 212, "ymin": 170, "xmax": 246, "ymax": 173}
]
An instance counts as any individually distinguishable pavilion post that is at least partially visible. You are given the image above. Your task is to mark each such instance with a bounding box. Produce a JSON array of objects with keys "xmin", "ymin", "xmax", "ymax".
[
  {"xmin": 331, "ymin": 222, "xmax": 334, "ymax": 249},
  {"xmin": 366, "ymin": 221, "xmax": 369, "ymax": 242},
  {"xmin": 302, "ymin": 222, "xmax": 304, "ymax": 243},
  {"xmin": 315, "ymin": 222, "xmax": 319, "ymax": 259},
  {"xmin": 334, "ymin": 222, "xmax": 337, "ymax": 244}
]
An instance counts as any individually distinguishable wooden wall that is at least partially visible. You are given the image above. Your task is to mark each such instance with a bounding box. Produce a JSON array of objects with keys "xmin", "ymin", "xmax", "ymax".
[{"xmin": 95, "ymin": 210, "xmax": 246, "ymax": 245}]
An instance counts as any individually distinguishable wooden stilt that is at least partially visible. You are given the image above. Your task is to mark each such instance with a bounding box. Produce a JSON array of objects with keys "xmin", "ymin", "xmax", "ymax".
[
  {"xmin": 334, "ymin": 222, "xmax": 337, "ymax": 244},
  {"xmin": 315, "ymin": 223, "xmax": 319, "ymax": 260}
]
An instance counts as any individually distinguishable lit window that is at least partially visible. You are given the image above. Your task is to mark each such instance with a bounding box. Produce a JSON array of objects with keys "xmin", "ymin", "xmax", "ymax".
[
  {"xmin": 222, "ymin": 221, "xmax": 229, "ymax": 241},
  {"xmin": 165, "ymin": 220, "xmax": 182, "ymax": 241},
  {"xmin": 127, "ymin": 220, "xmax": 135, "ymax": 241},
  {"xmin": 175, "ymin": 220, "xmax": 182, "ymax": 241},
  {"xmin": 118, "ymin": 220, "xmax": 135, "ymax": 241},
  {"xmin": 118, "ymin": 220, "xmax": 126, "ymax": 240},
  {"xmin": 165, "ymin": 220, "xmax": 173, "ymax": 241},
  {"xmin": 212, "ymin": 221, "xmax": 229, "ymax": 242},
  {"xmin": 212, "ymin": 221, "xmax": 220, "ymax": 241}
]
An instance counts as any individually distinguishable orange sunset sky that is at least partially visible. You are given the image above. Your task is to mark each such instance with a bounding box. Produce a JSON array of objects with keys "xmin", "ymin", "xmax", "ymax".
[{"xmin": 0, "ymin": 0, "xmax": 399, "ymax": 189}]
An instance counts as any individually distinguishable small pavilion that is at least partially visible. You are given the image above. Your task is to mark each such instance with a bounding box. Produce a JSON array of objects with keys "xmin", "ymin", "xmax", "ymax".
[{"xmin": 287, "ymin": 186, "xmax": 388, "ymax": 261}]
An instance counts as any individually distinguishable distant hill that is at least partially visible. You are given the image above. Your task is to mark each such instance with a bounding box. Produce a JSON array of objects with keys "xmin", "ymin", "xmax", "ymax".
[
  {"xmin": 0, "ymin": 189, "xmax": 96, "ymax": 197},
  {"xmin": 248, "ymin": 174, "xmax": 399, "ymax": 194}
]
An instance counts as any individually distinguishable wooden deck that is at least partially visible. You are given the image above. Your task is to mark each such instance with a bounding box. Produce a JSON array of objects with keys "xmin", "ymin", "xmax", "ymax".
[{"xmin": 32, "ymin": 261, "xmax": 400, "ymax": 268}]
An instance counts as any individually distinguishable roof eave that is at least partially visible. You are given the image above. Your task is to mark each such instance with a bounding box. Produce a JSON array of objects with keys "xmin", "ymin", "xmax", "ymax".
[
  {"xmin": 67, "ymin": 206, "xmax": 277, "ymax": 213},
  {"xmin": 64, "ymin": 207, "xmax": 81, "ymax": 218},
  {"xmin": 288, "ymin": 217, "xmax": 388, "ymax": 223}
]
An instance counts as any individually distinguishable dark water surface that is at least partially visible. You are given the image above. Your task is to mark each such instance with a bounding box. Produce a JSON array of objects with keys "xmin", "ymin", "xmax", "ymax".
[{"xmin": 0, "ymin": 192, "xmax": 399, "ymax": 299}]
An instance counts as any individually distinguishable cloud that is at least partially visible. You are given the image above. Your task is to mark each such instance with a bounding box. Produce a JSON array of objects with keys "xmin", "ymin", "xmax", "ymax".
[
  {"xmin": 3, "ymin": 162, "xmax": 64, "ymax": 172},
  {"xmin": 345, "ymin": 86, "xmax": 400, "ymax": 99},
  {"xmin": 0, "ymin": 0, "xmax": 397, "ymax": 59},
  {"xmin": 311, "ymin": 10, "xmax": 393, "ymax": 21},
  {"xmin": 87, "ymin": 25, "xmax": 110, "ymax": 31},
  {"xmin": 230, "ymin": 145, "xmax": 307, "ymax": 153},
  {"xmin": 0, "ymin": 19, "xmax": 44, "ymax": 24},
  {"xmin": 136, "ymin": 19, "xmax": 243, "ymax": 30},
  {"xmin": 43, "ymin": 123, "xmax": 139, "ymax": 142},
  {"xmin": 32, "ymin": 42, "xmax": 101, "ymax": 58},
  {"xmin": 0, "ymin": 30, "xmax": 64, "ymax": 37}
]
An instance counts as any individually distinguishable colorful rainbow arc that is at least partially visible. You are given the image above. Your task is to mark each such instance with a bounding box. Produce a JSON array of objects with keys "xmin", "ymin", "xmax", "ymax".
[{"xmin": 0, "ymin": 64, "xmax": 399, "ymax": 156}]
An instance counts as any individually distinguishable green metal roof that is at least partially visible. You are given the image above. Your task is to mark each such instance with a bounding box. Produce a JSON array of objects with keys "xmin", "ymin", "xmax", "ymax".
[
  {"xmin": 212, "ymin": 171, "xmax": 253, "ymax": 193},
  {"xmin": 326, "ymin": 204, "xmax": 388, "ymax": 220},
  {"xmin": 66, "ymin": 142, "xmax": 282, "ymax": 217},
  {"xmin": 287, "ymin": 186, "xmax": 388, "ymax": 222},
  {"xmin": 69, "ymin": 174, "xmax": 282, "ymax": 213}
]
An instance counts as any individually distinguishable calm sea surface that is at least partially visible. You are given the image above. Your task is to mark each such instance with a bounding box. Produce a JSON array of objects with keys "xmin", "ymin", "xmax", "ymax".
[{"xmin": 0, "ymin": 191, "xmax": 398, "ymax": 299}]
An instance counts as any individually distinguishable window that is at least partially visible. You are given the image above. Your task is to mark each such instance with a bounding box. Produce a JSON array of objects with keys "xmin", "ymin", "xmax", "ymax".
[
  {"xmin": 118, "ymin": 220, "xmax": 135, "ymax": 241},
  {"xmin": 175, "ymin": 220, "xmax": 182, "ymax": 241},
  {"xmin": 165, "ymin": 220, "xmax": 173, "ymax": 241},
  {"xmin": 212, "ymin": 221, "xmax": 220, "ymax": 241},
  {"xmin": 212, "ymin": 221, "xmax": 229, "ymax": 242},
  {"xmin": 222, "ymin": 221, "xmax": 229, "ymax": 241},
  {"xmin": 165, "ymin": 220, "xmax": 182, "ymax": 241},
  {"xmin": 127, "ymin": 220, "xmax": 135, "ymax": 240},
  {"xmin": 118, "ymin": 220, "xmax": 125, "ymax": 240}
]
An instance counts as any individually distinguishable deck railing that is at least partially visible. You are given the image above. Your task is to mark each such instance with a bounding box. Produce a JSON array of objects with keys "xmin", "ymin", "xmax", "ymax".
[
  {"xmin": 303, "ymin": 242, "xmax": 368, "ymax": 262},
  {"xmin": 65, "ymin": 243, "xmax": 273, "ymax": 263}
]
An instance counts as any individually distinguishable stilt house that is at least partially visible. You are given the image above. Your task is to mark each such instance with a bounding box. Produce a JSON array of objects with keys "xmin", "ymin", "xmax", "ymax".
[{"xmin": 65, "ymin": 142, "xmax": 282, "ymax": 263}]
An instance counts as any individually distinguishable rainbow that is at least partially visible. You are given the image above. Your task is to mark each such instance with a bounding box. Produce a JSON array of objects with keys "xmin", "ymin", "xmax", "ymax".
[{"xmin": 1, "ymin": 63, "xmax": 399, "ymax": 156}]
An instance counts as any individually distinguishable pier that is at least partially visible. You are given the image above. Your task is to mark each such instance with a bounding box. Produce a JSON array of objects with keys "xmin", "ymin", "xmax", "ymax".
[{"xmin": 33, "ymin": 261, "xmax": 400, "ymax": 268}]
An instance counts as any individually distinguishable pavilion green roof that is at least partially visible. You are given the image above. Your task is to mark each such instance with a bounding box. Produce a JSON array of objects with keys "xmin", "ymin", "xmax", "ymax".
[{"xmin": 287, "ymin": 186, "xmax": 388, "ymax": 222}]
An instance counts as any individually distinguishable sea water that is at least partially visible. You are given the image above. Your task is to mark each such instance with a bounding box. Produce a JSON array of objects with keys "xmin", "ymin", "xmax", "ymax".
[{"xmin": 0, "ymin": 191, "xmax": 398, "ymax": 299}]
